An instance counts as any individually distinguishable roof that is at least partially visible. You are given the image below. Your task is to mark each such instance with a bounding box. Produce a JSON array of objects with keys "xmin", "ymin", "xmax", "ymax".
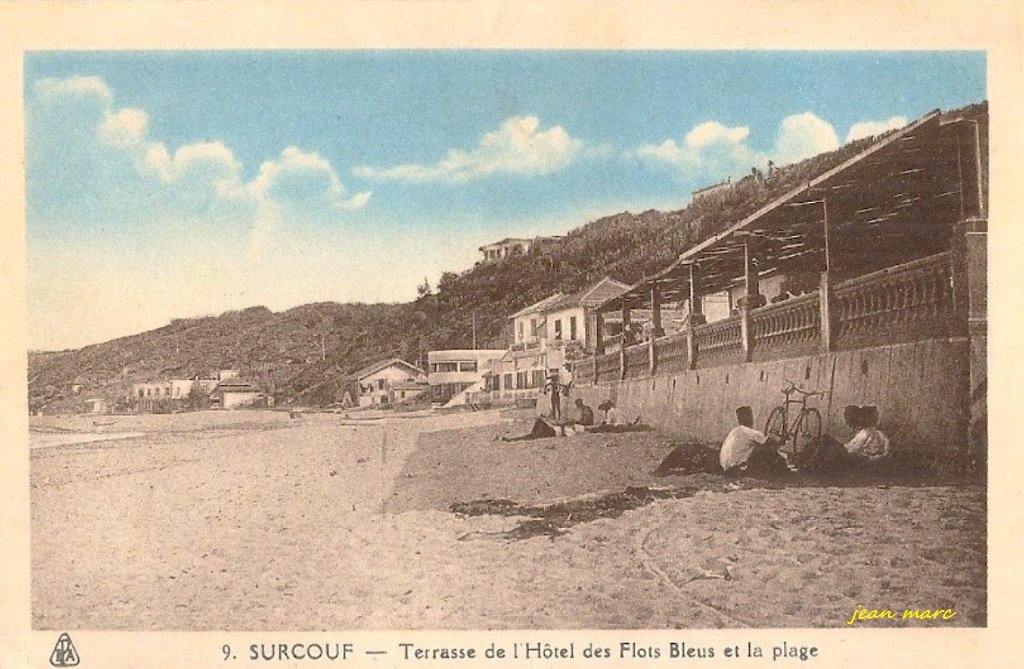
[
  {"xmin": 510, "ymin": 277, "xmax": 630, "ymax": 320},
  {"xmin": 349, "ymin": 358, "xmax": 424, "ymax": 381},
  {"xmin": 510, "ymin": 292, "xmax": 567, "ymax": 319},
  {"xmin": 576, "ymin": 277, "xmax": 630, "ymax": 308},
  {"xmin": 597, "ymin": 104, "xmax": 986, "ymax": 312},
  {"xmin": 479, "ymin": 237, "xmax": 532, "ymax": 251}
]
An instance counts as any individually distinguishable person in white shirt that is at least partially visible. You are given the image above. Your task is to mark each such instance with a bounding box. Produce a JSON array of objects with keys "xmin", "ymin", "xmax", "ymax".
[
  {"xmin": 720, "ymin": 406, "xmax": 781, "ymax": 474},
  {"xmin": 810, "ymin": 405, "xmax": 892, "ymax": 471},
  {"xmin": 843, "ymin": 406, "xmax": 890, "ymax": 462}
]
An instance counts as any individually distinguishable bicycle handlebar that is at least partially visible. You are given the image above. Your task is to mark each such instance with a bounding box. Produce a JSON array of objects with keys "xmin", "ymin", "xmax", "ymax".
[{"xmin": 781, "ymin": 379, "xmax": 824, "ymax": 397}]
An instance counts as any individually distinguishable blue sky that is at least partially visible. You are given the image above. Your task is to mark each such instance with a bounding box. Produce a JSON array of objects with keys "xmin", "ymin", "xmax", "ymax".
[{"xmin": 25, "ymin": 51, "xmax": 986, "ymax": 350}]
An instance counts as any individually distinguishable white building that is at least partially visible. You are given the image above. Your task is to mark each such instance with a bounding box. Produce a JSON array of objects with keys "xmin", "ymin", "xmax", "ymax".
[
  {"xmin": 478, "ymin": 236, "xmax": 562, "ymax": 263},
  {"xmin": 347, "ymin": 358, "xmax": 427, "ymax": 407},
  {"xmin": 427, "ymin": 349, "xmax": 505, "ymax": 404},
  {"xmin": 490, "ymin": 278, "xmax": 632, "ymax": 395}
]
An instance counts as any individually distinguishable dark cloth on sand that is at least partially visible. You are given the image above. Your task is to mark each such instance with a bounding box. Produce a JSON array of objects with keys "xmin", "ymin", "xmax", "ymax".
[{"xmin": 502, "ymin": 418, "xmax": 557, "ymax": 442}]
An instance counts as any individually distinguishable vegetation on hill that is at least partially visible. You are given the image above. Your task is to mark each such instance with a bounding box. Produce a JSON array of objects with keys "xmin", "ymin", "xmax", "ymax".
[{"xmin": 27, "ymin": 102, "xmax": 987, "ymax": 413}]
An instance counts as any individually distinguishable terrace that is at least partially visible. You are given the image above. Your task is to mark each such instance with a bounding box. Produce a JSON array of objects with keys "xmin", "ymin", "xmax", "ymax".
[{"xmin": 574, "ymin": 108, "xmax": 987, "ymax": 385}]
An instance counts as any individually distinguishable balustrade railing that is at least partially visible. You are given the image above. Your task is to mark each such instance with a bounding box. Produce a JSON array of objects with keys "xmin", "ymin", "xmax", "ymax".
[
  {"xmin": 573, "ymin": 252, "xmax": 957, "ymax": 384},
  {"xmin": 693, "ymin": 315, "xmax": 743, "ymax": 367},
  {"xmin": 749, "ymin": 292, "xmax": 821, "ymax": 360},
  {"xmin": 834, "ymin": 252, "xmax": 953, "ymax": 348},
  {"xmin": 656, "ymin": 333, "xmax": 690, "ymax": 374}
]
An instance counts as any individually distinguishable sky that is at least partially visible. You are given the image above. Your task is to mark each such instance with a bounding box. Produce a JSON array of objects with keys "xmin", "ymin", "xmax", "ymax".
[{"xmin": 24, "ymin": 51, "xmax": 986, "ymax": 351}]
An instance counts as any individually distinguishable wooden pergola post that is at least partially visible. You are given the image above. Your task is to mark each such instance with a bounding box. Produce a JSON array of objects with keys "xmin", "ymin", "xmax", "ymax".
[
  {"xmin": 686, "ymin": 263, "xmax": 703, "ymax": 369},
  {"xmin": 819, "ymin": 198, "xmax": 836, "ymax": 351},
  {"xmin": 648, "ymin": 284, "xmax": 662, "ymax": 374},
  {"xmin": 592, "ymin": 310, "xmax": 604, "ymax": 382},
  {"xmin": 740, "ymin": 239, "xmax": 757, "ymax": 362},
  {"xmin": 619, "ymin": 297, "xmax": 630, "ymax": 380}
]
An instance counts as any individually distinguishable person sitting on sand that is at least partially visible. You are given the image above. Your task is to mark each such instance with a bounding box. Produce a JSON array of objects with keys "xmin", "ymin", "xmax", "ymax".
[
  {"xmin": 598, "ymin": 400, "xmax": 621, "ymax": 427},
  {"xmin": 808, "ymin": 406, "xmax": 891, "ymax": 472},
  {"xmin": 843, "ymin": 406, "xmax": 890, "ymax": 462},
  {"xmin": 719, "ymin": 406, "xmax": 783, "ymax": 475},
  {"xmin": 572, "ymin": 398, "xmax": 595, "ymax": 428}
]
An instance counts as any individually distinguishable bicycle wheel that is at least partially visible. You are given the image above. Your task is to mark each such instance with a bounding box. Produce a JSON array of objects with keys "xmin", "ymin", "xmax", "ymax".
[
  {"xmin": 764, "ymin": 406, "xmax": 787, "ymax": 443},
  {"xmin": 792, "ymin": 408, "xmax": 822, "ymax": 466}
]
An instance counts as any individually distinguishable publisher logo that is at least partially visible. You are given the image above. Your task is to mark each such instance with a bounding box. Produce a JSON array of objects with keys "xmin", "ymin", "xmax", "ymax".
[{"xmin": 49, "ymin": 632, "xmax": 79, "ymax": 667}]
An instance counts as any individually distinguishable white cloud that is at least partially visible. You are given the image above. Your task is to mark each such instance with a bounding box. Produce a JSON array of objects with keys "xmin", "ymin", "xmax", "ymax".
[
  {"xmin": 34, "ymin": 75, "xmax": 112, "ymax": 107},
  {"xmin": 98, "ymin": 107, "xmax": 149, "ymax": 149},
  {"xmin": 773, "ymin": 112, "xmax": 840, "ymax": 165},
  {"xmin": 353, "ymin": 115, "xmax": 583, "ymax": 183},
  {"xmin": 29, "ymin": 75, "xmax": 370, "ymax": 252},
  {"xmin": 635, "ymin": 121, "xmax": 765, "ymax": 176},
  {"xmin": 635, "ymin": 112, "xmax": 851, "ymax": 181},
  {"xmin": 845, "ymin": 116, "xmax": 908, "ymax": 143}
]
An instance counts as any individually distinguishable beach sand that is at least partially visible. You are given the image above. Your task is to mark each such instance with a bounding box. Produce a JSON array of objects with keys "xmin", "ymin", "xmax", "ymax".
[{"xmin": 30, "ymin": 410, "xmax": 985, "ymax": 629}]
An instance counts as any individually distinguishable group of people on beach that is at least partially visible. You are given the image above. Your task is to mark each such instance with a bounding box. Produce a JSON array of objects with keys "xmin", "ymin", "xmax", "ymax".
[
  {"xmin": 719, "ymin": 404, "xmax": 891, "ymax": 476},
  {"xmin": 501, "ymin": 372, "xmax": 646, "ymax": 441},
  {"xmin": 502, "ymin": 371, "xmax": 894, "ymax": 478}
]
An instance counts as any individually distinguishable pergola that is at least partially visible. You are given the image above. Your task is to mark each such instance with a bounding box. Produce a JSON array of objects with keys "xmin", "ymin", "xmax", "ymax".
[{"xmin": 592, "ymin": 108, "xmax": 985, "ymax": 351}]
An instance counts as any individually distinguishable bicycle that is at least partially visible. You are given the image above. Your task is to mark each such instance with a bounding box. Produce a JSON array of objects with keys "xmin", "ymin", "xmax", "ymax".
[{"xmin": 764, "ymin": 380, "xmax": 824, "ymax": 467}]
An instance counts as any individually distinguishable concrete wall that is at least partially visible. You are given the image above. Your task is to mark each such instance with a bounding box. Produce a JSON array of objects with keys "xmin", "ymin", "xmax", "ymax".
[{"xmin": 571, "ymin": 338, "xmax": 970, "ymax": 452}]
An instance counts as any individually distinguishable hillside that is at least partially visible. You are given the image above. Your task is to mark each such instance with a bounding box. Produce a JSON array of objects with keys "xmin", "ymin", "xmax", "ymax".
[{"xmin": 27, "ymin": 102, "xmax": 987, "ymax": 413}]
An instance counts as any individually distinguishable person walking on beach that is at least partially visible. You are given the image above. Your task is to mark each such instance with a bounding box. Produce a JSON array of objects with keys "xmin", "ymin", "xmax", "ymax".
[{"xmin": 544, "ymin": 374, "xmax": 564, "ymax": 421}]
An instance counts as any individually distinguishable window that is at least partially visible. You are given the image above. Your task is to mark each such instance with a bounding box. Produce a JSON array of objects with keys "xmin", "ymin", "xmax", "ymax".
[
  {"xmin": 138, "ymin": 389, "xmax": 144, "ymax": 397},
  {"xmin": 554, "ymin": 319, "xmax": 563, "ymax": 340},
  {"xmin": 570, "ymin": 316, "xmax": 578, "ymax": 341},
  {"xmin": 459, "ymin": 361, "xmax": 478, "ymax": 372},
  {"xmin": 431, "ymin": 362, "xmax": 458, "ymax": 373},
  {"xmin": 532, "ymin": 370, "xmax": 545, "ymax": 388},
  {"xmin": 516, "ymin": 371, "xmax": 528, "ymax": 388},
  {"xmin": 517, "ymin": 320, "xmax": 524, "ymax": 341},
  {"xmin": 530, "ymin": 318, "xmax": 538, "ymax": 336},
  {"xmin": 378, "ymin": 378, "xmax": 386, "ymax": 390},
  {"xmin": 503, "ymin": 373, "xmax": 513, "ymax": 390}
]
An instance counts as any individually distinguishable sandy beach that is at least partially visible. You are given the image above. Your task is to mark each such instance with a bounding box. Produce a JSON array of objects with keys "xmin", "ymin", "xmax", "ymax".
[{"xmin": 30, "ymin": 409, "xmax": 985, "ymax": 629}]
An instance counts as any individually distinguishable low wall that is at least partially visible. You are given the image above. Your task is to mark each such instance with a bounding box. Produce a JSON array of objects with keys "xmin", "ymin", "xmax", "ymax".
[{"xmin": 570, "ymin": 338, "xmax": 971, "ymax": 452}]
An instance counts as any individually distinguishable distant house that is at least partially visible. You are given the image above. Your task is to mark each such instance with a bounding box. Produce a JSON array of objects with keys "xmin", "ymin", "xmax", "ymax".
[
  {"xmin": 344, "ymin": 358, "xmax": 427, "ymax": 407},
  {"xmin": 479, "ymin": 235, "xmax": 562, "ymax": 263},
  {"xmin": 391, "ymin": 380, "xmax": 430, "ymax": 403},
  {"xmin": 691, "ymin": 177, "xmax": 732, "ymax": 203},
  {"xmin": 492, "ymin": 277, "xmax": 630, "ymax": 395},
  {"xmin": 211, "ymin": 380, "xmax": 262, "ymax": 410}
]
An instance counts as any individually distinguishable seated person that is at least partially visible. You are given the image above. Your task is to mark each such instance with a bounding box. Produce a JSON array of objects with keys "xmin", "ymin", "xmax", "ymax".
[
  {"xmin": 719, "ymin": 406, "xmax": 784, "ymax": 475},
  {"xmin": 572, "ymin": 398, "xmax": 595, "ymax": 427},
  {"xmin": 843, "ymin": 406, "xmax": 890, "ymax": 462},
  {"xmin": 812, "ymin": 405, "xmax": 891, "ymax": 470},
  {"xmin": 600, "ymin": 399, "xmax": 621, "ymax": 427}
]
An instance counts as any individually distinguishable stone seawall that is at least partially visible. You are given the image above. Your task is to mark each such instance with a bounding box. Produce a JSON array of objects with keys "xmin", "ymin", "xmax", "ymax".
[{"xmin": 572, "ymin": 338, "xmax": 972, "ymax": 453}]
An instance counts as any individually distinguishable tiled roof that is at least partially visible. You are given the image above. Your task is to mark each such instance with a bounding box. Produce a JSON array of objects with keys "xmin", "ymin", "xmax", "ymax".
[{"xmin": 349, "ymin": 358, "xmax": 424, "ymax": 381}]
